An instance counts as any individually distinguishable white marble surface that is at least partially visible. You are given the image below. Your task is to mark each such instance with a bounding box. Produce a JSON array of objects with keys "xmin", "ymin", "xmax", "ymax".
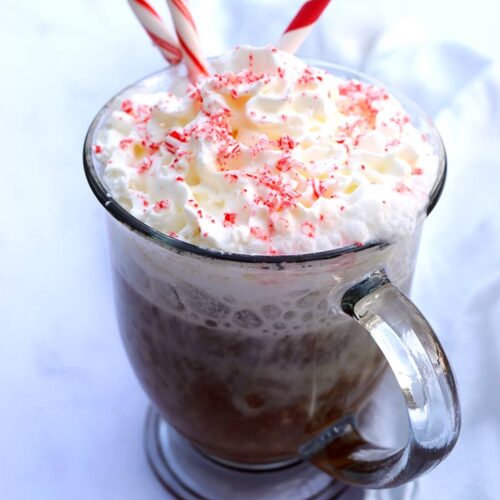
[{"xmin": 1, "ymin": 1, "xmax": 499, "ymax": 499}]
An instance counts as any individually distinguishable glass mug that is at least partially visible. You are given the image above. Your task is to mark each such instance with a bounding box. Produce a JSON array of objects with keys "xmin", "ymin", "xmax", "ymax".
[{"xmin": 84, "ymin": 62, "xmax": 460, "ymax": 496}]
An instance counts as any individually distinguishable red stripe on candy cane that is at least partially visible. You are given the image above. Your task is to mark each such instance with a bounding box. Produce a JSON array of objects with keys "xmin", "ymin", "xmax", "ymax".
[
  {"xmin": 133, "ymin": 0, "xmax": 160, "ymax": 19},
  {"xmin": 170, "ymin": 0, "xmax": 197, "ymax": 31},
  {"xmin": 146, "ymin": 29, "xmax": 182, "ymax": 60},
  {"xmin": 177, "ymin": 34, "xmax": 209, "ymax": 76},
  {"xmin": 284, "ymin": 0, "xmax": 331, "ymax": 32},
  {"xmin": 277, "ymin": 0, "xmax": 331, "ymax": 53}
]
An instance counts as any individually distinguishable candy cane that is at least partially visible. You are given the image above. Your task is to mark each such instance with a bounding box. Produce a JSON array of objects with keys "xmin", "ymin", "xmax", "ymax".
[
  {"xmin": 166, "ymin": 0, "xmax": 209, "ymax": 81},
  {"xmin": 277, "ymin": 0, "xmax": 331, "ymax": 54},
  {"xmin": 128, "ymin": 0, "xmax": 182, "ymax": 64}
]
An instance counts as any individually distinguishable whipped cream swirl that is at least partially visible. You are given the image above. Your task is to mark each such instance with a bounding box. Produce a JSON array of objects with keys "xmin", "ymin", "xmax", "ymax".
[{"xmin": 96, "ymin": 46, "xmax": 439, "ymax": 255}]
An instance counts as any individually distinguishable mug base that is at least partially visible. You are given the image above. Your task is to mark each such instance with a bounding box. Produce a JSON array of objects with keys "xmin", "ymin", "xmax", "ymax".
[{"xmin": 144, "ymin": 406, "xmax": 361, "ymax": 499}]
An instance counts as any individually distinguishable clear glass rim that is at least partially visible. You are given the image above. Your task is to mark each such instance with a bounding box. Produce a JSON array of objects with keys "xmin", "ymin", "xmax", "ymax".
[{"xmin": 83, "ymin": 60, "xmax": 447, "ymax": 264}]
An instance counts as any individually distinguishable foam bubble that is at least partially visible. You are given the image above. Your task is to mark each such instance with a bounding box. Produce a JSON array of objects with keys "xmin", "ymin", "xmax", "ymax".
[
  {"xmin": 179, "ymin": 283, "xmax": 230, "ymax": 320},
  {"xmin": 233, "ymin": 310, "xmax": 263, "ymax": 329}
]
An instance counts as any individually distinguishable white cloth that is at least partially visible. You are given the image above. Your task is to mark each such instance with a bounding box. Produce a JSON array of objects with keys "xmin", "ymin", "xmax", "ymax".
[{"xmin": 1, "ymin": 0, "xmax": 499, "ymax": 499}]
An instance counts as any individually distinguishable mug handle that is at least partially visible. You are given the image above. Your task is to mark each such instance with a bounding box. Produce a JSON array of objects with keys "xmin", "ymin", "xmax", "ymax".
[{"xmin": 299, "ymin": 270, "xmax": 461, "ymax": 488}]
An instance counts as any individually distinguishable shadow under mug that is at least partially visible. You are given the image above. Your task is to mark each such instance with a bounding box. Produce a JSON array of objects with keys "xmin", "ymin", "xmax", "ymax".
[{"xmin": 83, "ymin": 61, "xmax": 460, "ymax": 490}]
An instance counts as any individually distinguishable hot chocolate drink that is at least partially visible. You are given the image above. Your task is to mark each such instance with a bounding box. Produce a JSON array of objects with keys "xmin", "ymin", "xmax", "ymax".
[{"xmin": 88, "ymin": 46, "xmax": 443, "ymax": 468}]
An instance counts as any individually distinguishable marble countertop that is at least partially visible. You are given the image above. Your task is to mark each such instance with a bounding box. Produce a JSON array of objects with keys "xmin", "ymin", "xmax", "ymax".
[{"xmin": 1, "ymin": 1, "xmax": 499, "ymax": 499}]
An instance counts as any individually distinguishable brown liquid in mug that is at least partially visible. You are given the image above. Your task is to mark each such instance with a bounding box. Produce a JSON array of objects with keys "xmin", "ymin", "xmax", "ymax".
[{"xmin": 113, "ymin": 268, "xmax": 387, "ymax": 464}]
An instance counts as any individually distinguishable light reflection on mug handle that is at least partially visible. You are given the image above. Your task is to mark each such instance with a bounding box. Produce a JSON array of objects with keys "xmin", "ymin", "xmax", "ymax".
[{"xmin": 299, "ymin": 270, "xmax": 461, "ymax": 488}]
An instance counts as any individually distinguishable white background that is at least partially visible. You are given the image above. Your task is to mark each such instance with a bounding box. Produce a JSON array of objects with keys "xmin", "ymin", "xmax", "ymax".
[{"xmin": 1, "ymin": 1, "xmax": 499, "ymax": 499}]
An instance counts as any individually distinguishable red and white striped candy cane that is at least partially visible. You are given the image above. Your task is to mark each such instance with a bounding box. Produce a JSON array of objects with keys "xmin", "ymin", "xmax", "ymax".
[
  {"xmin": 128, "ymin": 0, "xmax": 182, "ymax": 64},
  {"xmin": 276, "ymin": 0, "xmax": 331, "ymax": 54},
  {"xmin": 166, "ymin": 0, "xmax": 209, "ymax": 81}
]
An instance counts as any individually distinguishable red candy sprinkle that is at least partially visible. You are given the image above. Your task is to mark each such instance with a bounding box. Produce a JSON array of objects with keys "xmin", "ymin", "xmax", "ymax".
[
  {"xmin": 395, "ymin": 182, "xmax": 411, "ymax": 193},
  {"xmin": 119, "ymin": 138, "xmax": 133, "ymax": 150},
  {"xmin": 385, "ymin": 139, "xmax": 401, "ymax": 151},
  {"xmin": 311, "ymin": 179, "xmax": 326, "ymax": 199},
  {"xmin": 277, "ymin": 135, "xmax": 296, "ymax": 151},
  {"xmin": 275, "ymin": 153, "xmax": 300, "ymax": 173},
  {"xmin": 135, "ymin": 104, "xmax": 152, "ymax": 124},
  {"xmin": 138, "ymin": 157, "xmax": 152, "ymax": 173},
  {"xmin": 301, "ymin": 222, "xmax": 315, "ymax": 238},
  {"xmin": 250, "ymin": 226, "xmax": 269, "ymax": 241},
  {"xmin": 223, "ymin": 212, "xmax": 236, "ymax": 226},
  {"xmin": 224, "ymin": 173, "xmax": 239, "ymax": 183},
  {"xmin": 148, "ymin": 142, "xmax": 160, "ymax": 154},
  {"xmin": 297, "ymin": 67, "xmax": 323, "ymax": 86},
  {"xmin": 164, "ymin": 141, "xmax": 178, "ymax": 155},
  {"xmin": 121, "ymin": 99, "xmax": 133, "ymax": 114},
  {"xmin": 187, "ymin": 85, "xmax": 203, "ymax": 103},
  {"xmin": 154, "ymin": 200, "xmax": 170, "ymax": 211},
  {"xmin": 168, "ymin": 130, "xmax": 187, "ymax": 142},
  {"xmin": 94, "ymin": 145, "xmax": 102, "ymax": 153}
]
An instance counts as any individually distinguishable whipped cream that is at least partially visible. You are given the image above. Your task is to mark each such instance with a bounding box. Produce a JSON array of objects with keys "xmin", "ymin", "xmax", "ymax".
[{"xmin": 96, "ymin": 46, "xmax": 439, "ymax": 255}]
